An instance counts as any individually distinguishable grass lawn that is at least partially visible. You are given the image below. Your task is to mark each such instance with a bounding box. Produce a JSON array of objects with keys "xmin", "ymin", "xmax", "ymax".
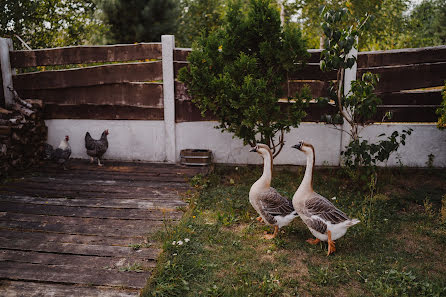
[{"xmin": 142, "ymin": 165, "xmax": 446, "ymax": 297}]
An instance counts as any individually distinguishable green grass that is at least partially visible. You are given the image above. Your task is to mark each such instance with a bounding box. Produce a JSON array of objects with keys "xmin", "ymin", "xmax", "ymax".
[{"xmin": 142, "ymin": 166, "xmax": 446, "ymax": 297}]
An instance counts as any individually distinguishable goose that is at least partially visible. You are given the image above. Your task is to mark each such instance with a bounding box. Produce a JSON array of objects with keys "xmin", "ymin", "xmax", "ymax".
[
  {"xmin": 249, "ymin": 144, "xmax": 298, "ymax": 239},
  {"xmin": 291, "ymin": 141, "xmax": 360, "ymax": 255}
]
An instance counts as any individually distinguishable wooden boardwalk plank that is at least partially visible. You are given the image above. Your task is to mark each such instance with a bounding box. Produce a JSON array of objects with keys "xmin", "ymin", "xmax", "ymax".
[
  {"xmin": 0, "ymin": 195, "xmax": 186, "ymax": 209},
  {"xmin": 0, "ymin": 201, "xmax": 182, "ymax": 220},
  {"xmin": 0, "ymin": 229, "xmax": 147, "ymax": 246},
  {"xmin": 0, "ymin": 280, "xmax": 140, "ymax": 297},
  {"xmin": 0, "ymin": 250, "xmax": 157, "ymax": 270},
  {"xmin": 0, "ymin": 262, "xmax": 150, "ymax": 288},
  {"xmin": 0, "ymin": 213, "xmax": 165, "ymax": 237},
  {"xmin": 0, "ymin": 237, "xmax": 160, "ymax": 259}
]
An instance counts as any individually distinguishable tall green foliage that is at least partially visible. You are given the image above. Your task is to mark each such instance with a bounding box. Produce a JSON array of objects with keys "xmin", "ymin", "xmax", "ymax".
[
  {"xmin": 286, "ymin": 0, "xmax": 446, "ymax": 50},
  {"xmin": 178, "ymin": 0, "xmax": 310, "ymax": 157},
  {"xmin": 176, "ymin": 0, "xmax": 225, "ymax": 47},
  {"xmin": 96, "ymin": 0, "xmax": 180, "ymax": 43},
  {"xmin": 403, "ymin": 0, "xmax": 446, "ymax": 47},
  {"xmin": 319, "ymin": 7, "xmax": 412, "ymax": 174},
  {"xmin": 0, "ymin": 0, "xmax": 104, "ymax": 49}
]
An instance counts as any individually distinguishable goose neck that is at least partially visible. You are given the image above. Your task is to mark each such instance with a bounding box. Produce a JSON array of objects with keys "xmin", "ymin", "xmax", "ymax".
[
  {"xmin": 259, "ymin": 151, "xmax": 272, "ymax": 188},
  {"xmin": 300, "ymin": 147, "xmax": 314, "ymax": 191}
]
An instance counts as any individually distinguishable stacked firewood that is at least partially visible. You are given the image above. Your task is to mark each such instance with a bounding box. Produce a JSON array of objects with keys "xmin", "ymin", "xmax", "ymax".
[{"xmin": 0, "ymin": 87, "xmax": 47, "ymax": 178}]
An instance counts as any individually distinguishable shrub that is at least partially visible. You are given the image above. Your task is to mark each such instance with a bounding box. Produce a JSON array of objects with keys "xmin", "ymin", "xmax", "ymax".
[{"xmin": 178, "ymin": 0, "xmax": 310, "ymax": 157}]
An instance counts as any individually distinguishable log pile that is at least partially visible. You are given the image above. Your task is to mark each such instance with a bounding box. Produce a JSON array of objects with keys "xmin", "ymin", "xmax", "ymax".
[{"xmin": 0, "ymin": 87, "xmax": 47, "ymax": 178}]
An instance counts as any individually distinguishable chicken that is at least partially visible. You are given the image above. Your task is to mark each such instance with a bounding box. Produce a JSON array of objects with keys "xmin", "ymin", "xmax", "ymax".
[
  {"xmin": 85, "ymin": 129, "xmax": 109, "ymax": 166},
  {"xmin": 44, "ymin": 135, "xmax": 71, "ymax": 170}
]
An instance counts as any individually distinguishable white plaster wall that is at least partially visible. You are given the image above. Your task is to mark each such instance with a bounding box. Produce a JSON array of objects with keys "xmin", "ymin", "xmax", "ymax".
[
  {"xmin": 46, "ymin": 120, "xmax": 445, "ymax": 167},
  {"xmin": 176, "ymin": 121, "xmax": 445, "ymax": 167},
  {"xmin": 358, "ymin": 123, "xmax": 446, "ymax": 167},
  {"xmin": 45, "ymin": 120, "xmax": 167, "ymax": 161},
  {"xmin": 176, "ymin": 122, "xmax": 342, "ymax": 166}
]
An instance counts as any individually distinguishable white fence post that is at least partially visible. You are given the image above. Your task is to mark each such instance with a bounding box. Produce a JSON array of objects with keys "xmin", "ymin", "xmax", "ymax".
[
  {"xmin": 162, "ymin": 35, "xmax": 177, "ymax": 163},
  {"xmin": 0, "ymin": 38, "xmax": 14, "ymax": 108},
  {"xmin": 339, "ymin": 42, "xmax": 358, "ymax": 165}
]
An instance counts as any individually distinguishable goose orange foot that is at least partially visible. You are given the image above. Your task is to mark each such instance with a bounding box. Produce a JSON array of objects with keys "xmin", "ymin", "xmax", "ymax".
[
  {"xmin": 306, "ymin": 238, "xmax": 321, "ymax": 245},
  {"xmin": 256, "ymin": 216, "xmax": 264, "ymax": 223},
  {"xmin": 264, "ymin": 226, "xmax": 278, "ymax": 240},
  {"xmin": 327, "ymin": 230, "xmax": 336, "ymax": 256}
]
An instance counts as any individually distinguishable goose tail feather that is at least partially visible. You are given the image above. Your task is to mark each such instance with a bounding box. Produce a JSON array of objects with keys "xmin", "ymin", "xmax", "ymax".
[{"xmin": 347, "ymin": 219, "xmax": 360, "ymax": 226}]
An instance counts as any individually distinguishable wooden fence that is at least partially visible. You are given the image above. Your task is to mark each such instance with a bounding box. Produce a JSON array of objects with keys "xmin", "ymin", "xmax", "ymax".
[
  {"xmin": 6, "ymin": 43, "xmax": 164, "ymax": 120},
  {"xmin": 174, "ymin": 45, "xmax": 446, "ymax": 123},
  {"xmin": 1, "ymin": 39, "xmax": 445, "ymax": 123}
]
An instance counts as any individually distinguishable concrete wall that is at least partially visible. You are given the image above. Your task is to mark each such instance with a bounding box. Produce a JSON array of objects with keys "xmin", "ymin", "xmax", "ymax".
[
  {"xmin": 46, "ymin": 119, "xmax": 446, "ymax": 167},
  {"xmin": 45, "ymin": 120, "xmax": 166, "ymax": 162}
]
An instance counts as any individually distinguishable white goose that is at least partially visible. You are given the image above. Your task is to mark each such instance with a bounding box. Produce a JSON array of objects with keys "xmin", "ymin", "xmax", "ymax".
[
  {"xmin": 292, "ymin": 141, "xmax": 360, "ymax": 255},
  {"xmin": 249, "ymin": 144, "xmax": 298, "ymax": 239}
]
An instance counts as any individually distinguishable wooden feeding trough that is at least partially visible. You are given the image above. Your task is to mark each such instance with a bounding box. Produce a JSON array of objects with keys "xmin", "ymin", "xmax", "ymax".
[{"xmin": 180, "ymin": 149, "xmax": 212, "ymax": 166}]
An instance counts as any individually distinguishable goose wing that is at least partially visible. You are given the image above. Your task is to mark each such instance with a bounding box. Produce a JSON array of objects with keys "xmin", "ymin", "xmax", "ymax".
[
  {"xmin": 257, "ymin": 188, "xmax": 295, "ymax": 224},
  {"xmin": 304, "ymin": 193, "xmax": 349, "ymax": 225}
]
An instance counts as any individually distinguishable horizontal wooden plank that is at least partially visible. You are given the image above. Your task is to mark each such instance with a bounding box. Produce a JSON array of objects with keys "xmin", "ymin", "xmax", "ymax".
[
  {"xmin": 173, "ymin": 48, "xmax": 322, "ymax": 63},
  {"xmin": 16, "ymin": 82, "xmax": 163, "ymax": 107},
  {"xmin": 301, "ymin": 103, "xmax": 339, "ymax": 122},
  {"xmin": 0, "ymin": 229, "xmax": 147, "ymax": 247},
  {"xmin": 10, "ymin": 43, "xmax": 162, "ymax": 68},
  {"xmin": 0, "ymin": 201, "xmax": 181, "ymax": 220},
  {"xmin": 174, "ymin": 48, "xmax": 191, "ymax": 61},
  {"xmin": 175, "ymin": 100, "xmax": 339, "ymax": 123},
  {"xmin": 174, "ymin": 61, "xmax": 188, "ymax": 78},
  {"xmin": 0, "ymin": 195, "xmax": 186, "ymax": 210},
  {"xmin": 46, "ymin": 159, "xmax": 206, "ymax": 175},
  {"xmin": 23, "ymin": 175, "xmax": 189, "ymax": 188},
  {"xmin": 288, "ymin": 63, "xmax": 337, "ymax": 81},
  {"xmin": 0, "ymin": 213, "xmax": 165, "ymax": 237},
  {"xmin": 358, "ymin": 62, "xmax": 446, "ymax": 93},
  {"xmin": 0, "ymin": 280, "xmax": 140, "ymax": 297},
  {"xmin": 287, "ymin": 80, "xmax": 329, "ymax": 98},
  {"xmin": 379, "ymin": 90, "xmax": 442, "ymax": 105},
  {"xmin": 374, "ymin": 106, "xmax": 438, "ymax": 122},
  {"xmin": 175, "ymin": 61, "xmax": 332, "ymax": 81},
  {"xmin": 0, "ymin": 234, "xmax": 159, "ymax": 258},
  {"xmin": 34, "ymin": 170, "xmax": 196, "ymax": 184},
  {"xmin": 13, "ymin": 61, "xmax": 163, "ymax": 90},
  {"xmin": 175, "ymin": 81, "xmax": 191, "ymax": 101},
  {"xmin": 0, "ymin": 250, "xmax": 156, "ymax": 270},
  {"xmin": 0, "ymin": 180, "xmax": 188, "ymax": 198},
  {"xmin": 43, "ymin": 104, "xmax": 164, "ymax": 120},
  {"xmin": 0, "ymin": 262, "xmax": 150, "ymax": 289},
  {"xmin": 175, "ymin": 80, "xmax": 330, "ymax": 102},
  {"xmin": 358, "ymin": 45, "xmax": 446, "ymax": 68},
  {"xmin": 175, "ymin": 99, "xmax": 217, "ymax": 122}
]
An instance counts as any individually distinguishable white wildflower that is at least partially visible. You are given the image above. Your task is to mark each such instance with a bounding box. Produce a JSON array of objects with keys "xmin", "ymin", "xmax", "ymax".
[
  {"xmin": 331, "ymin": 196, "xmax": 337, "ymax": 200},
  {"xmin": 184, "ymin": 238, "xmax": 190, "ymax": 243},
  {"xmin": 172, "ymin": 241, "xmax": 176, "ymax": 245},
  {"xmin": 177, "ymin": 240, "xmax": 183, "ymax": 245}
]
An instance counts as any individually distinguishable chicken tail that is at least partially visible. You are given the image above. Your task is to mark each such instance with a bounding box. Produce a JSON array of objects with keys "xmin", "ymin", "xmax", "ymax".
[{"xmin": 44, "ymin": 143, "xmax": 54, "ymax": 160}]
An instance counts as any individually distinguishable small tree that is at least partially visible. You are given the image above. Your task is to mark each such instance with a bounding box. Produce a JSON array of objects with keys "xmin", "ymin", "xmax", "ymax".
[
  {"xmin": 178, "ymin": 0, "xmax": 310, "ymax": 158},
  {"xmin": 319, "ymin": 7, "xmax": 412, "ymax": 174}
]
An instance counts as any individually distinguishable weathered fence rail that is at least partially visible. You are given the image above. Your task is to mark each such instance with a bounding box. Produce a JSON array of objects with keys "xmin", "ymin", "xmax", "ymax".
[{"xmin": 8, "ymin": 43, "xmax": 164, "ymax": 120}]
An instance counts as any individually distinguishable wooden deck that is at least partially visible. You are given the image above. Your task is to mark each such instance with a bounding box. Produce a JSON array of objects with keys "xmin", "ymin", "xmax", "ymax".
[{"xmin": 0, "ymin": 160, "xmax": 207, "ymax": 296}]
